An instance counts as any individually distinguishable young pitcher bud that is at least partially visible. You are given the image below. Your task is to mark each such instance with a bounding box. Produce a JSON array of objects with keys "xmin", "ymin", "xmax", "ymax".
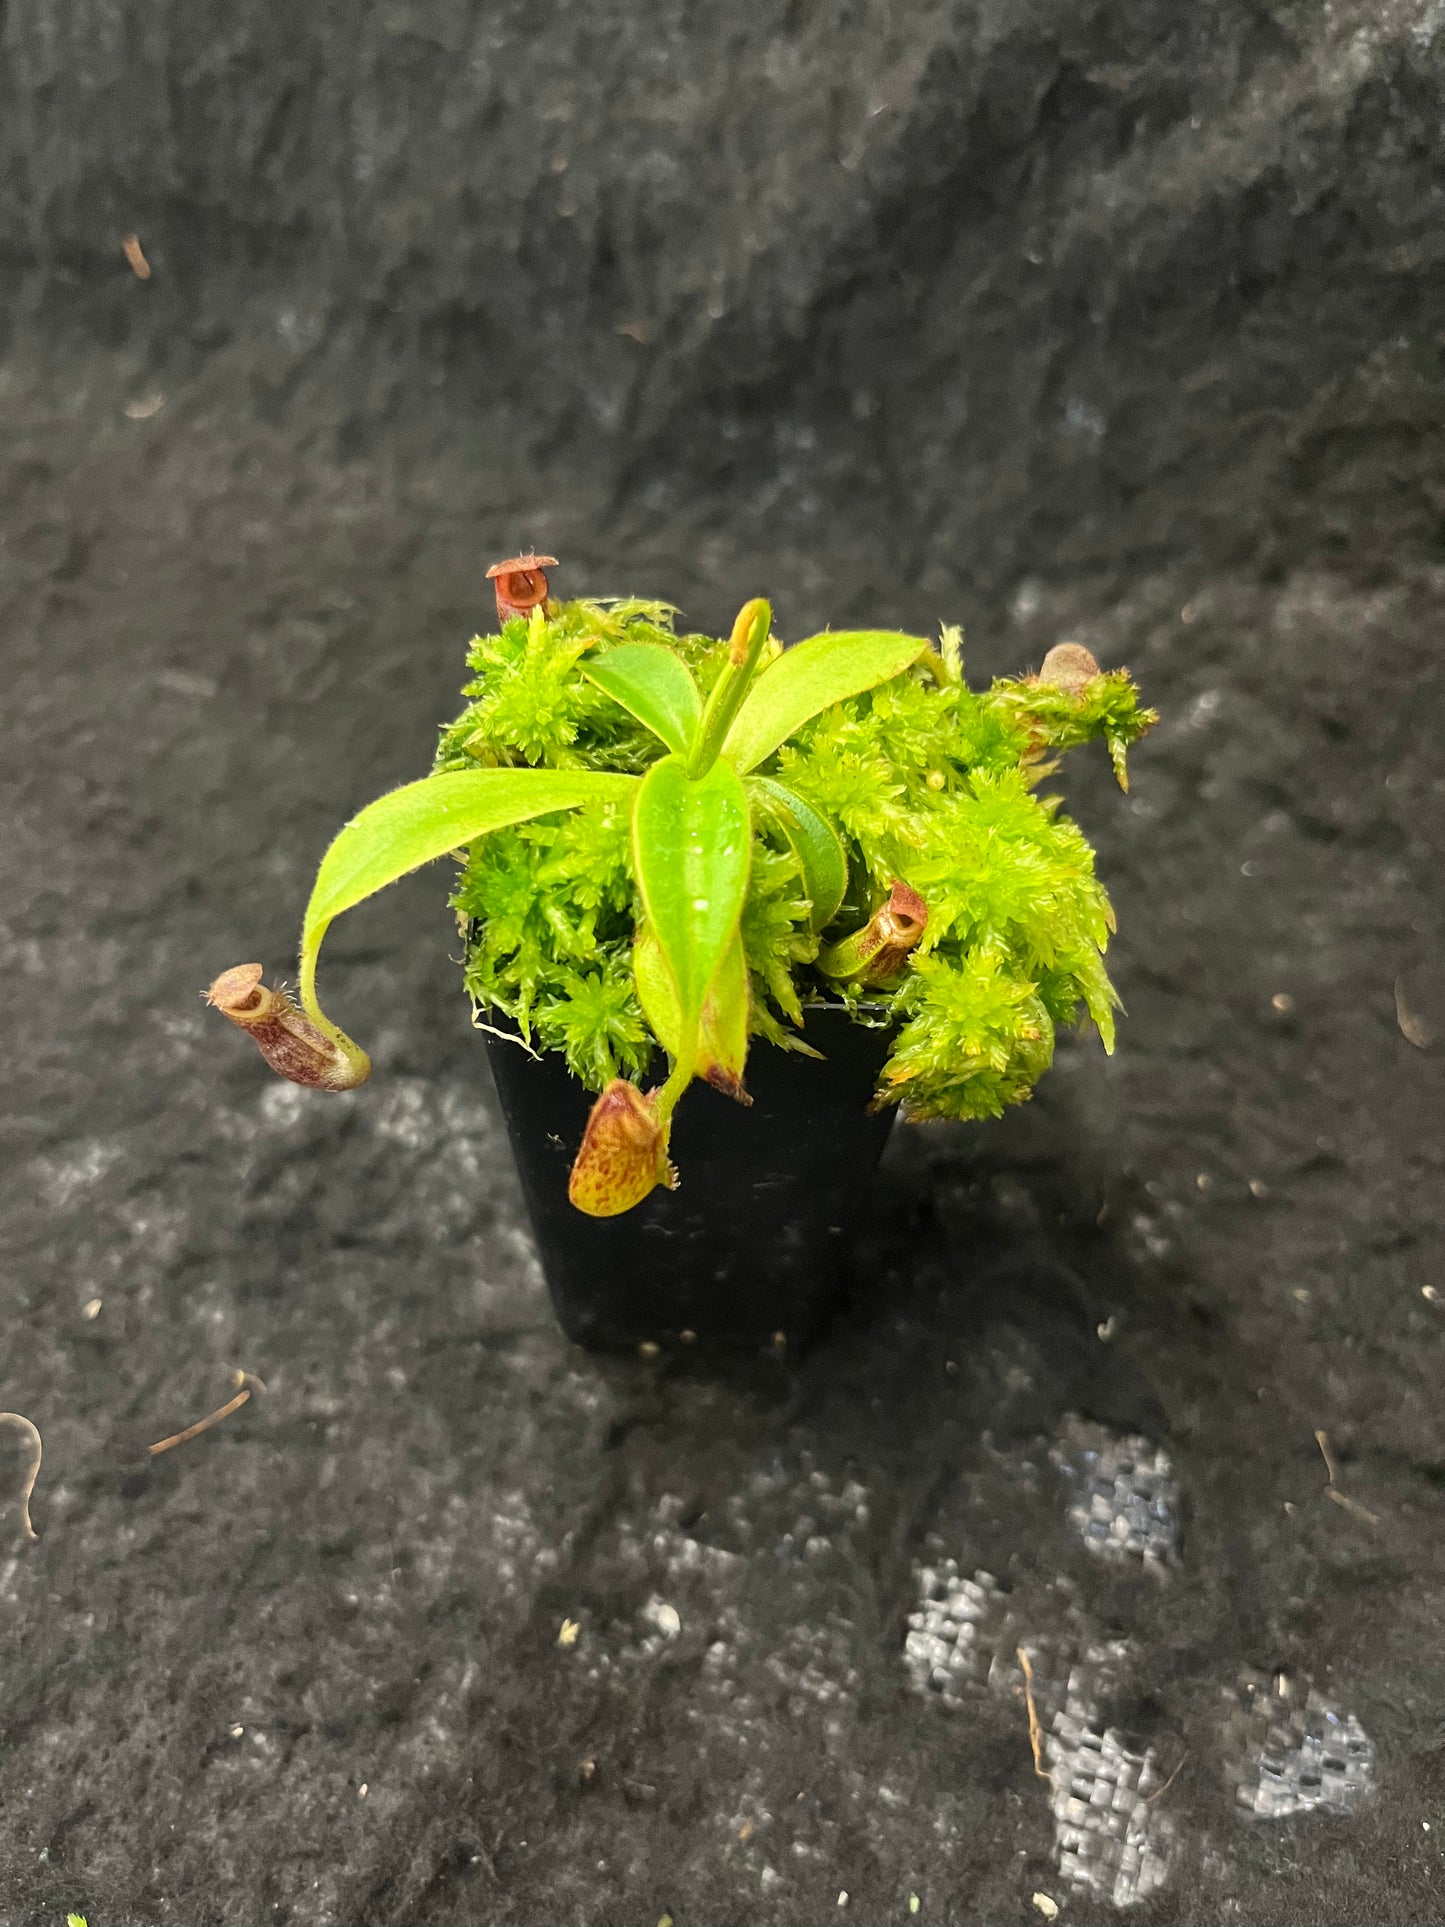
[
  {"xmin": 485, "ymin": 553, "xmax": 558, "ymax": 623},
  {"xmin": 206, "ymin": 965, "xmax": 371, "ymax": 1091},
  {"xmin": 816, "ymin": 880, "xmax": 929, "ymax": 986},
  {"xmin": 568, "ymin": 1080, "xmax": 677, "ymax": 1217},
  {"xmin": 727, "ymin": 596, "xmax": 771, "ymax": 667}
]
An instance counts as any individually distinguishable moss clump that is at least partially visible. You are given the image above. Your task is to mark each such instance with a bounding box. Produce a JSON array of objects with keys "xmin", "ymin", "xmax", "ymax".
[{"xmin": 437, "ymin": 598, "xmax": 1154, "ymax": 1117}]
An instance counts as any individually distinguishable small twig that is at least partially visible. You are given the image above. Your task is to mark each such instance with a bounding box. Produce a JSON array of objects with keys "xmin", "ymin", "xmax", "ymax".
[
  {"xmin": 1145, "ymin": 1750, "xmax": 1189, "ymax": 1804},
  {"xmin": 1326, "ymin": 1487, "xmax": 1380, "ymax": 1526},
  {"xmin": 121, "ymin": 233, "xmax": 151, "ymax": 280},
  {"xmin": 1315, "ymin": 1427, "xmax": 1380, "ymax": 1525},
  {"xmin": 1017, "ymin": 1647, "xmax": 1050, "ymax": 1782},
  {"xmin": 148, "ymin": 1388, "xmax": 250, "ymax": 1457},
  {"xmin": 0, "ymin": 1414, "xmax": 42, "ymax": 1541}
]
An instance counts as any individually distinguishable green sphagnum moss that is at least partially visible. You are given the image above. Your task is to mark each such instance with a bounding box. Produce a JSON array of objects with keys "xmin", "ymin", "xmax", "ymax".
[{"xmin": 436, "ymin": 598, "xmax": 1154, "ymax": 1122}]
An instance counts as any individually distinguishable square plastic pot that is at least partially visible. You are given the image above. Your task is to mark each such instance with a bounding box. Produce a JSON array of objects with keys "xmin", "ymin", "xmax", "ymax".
[{"xmin": 483, "ymin": 1006, "xmax": 896, "ymax": 1349}]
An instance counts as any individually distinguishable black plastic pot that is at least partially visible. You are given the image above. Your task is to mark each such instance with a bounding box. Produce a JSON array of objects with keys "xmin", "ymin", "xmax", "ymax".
[{"xmin": 484, "ymin": 1007, "xmax": 896, "ymax": 1349}]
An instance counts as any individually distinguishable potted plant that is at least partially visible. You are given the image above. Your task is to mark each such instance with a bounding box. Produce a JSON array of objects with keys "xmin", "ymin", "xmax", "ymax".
[{"xmin": 208, "ymin": 556, "xmax": 1154, "ymax": 1347}]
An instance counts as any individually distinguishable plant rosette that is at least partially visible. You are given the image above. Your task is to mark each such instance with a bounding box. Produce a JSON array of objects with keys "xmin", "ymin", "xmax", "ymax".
[{"xmin": 209, "ymin": 559, "xmax": 1153, "ymax": 1323}]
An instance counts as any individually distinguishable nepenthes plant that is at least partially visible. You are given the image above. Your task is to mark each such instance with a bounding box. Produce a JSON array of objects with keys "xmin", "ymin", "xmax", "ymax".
[{"xmin": 209, "ymin": 557, "xmax": 1154, "ymax": 1215}]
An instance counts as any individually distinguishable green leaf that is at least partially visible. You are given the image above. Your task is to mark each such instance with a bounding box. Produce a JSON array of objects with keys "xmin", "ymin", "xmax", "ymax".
[
  {"xmin": 631, "ymin": 754, "xmax": 752, "ymax": 1045},
  {"xmin": 695, "ymin": 928, "xmax": 751, "ymax": 1101},
  {"xmin": 748, "ymin": 775, "xmax": 848, "ymax": 933},
  {"xmin": 580, "ymin": 643, "xmax": 703, "ymax": 756},
  {"xmin": 633, "ymin": 923, "xmax": 684, "ymax": 1057},
  {"xmin": 721, "ymin": 629, "xmax": 930, "ymax": 774},
  {"xmin": 635, "ymin": 924, "xmax": 751, "ymax": 1102},
  {"xmin": 300, "ymin": 768, "xmax": 637, "ymax": 1019}
]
